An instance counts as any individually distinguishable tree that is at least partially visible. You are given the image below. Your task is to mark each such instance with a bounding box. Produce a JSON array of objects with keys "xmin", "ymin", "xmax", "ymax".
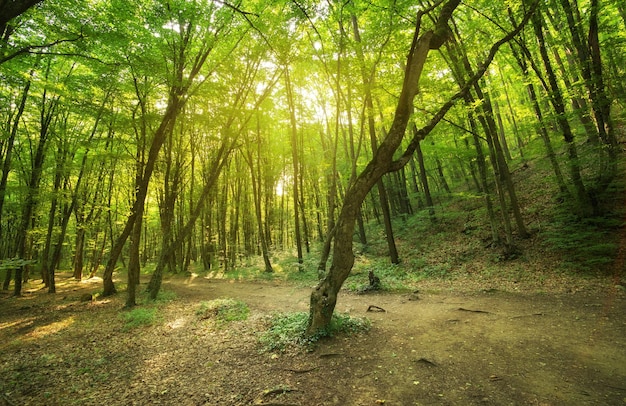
[{"xmin": 307, "ymin": 0, "xmax": 461, "ymax": 335}]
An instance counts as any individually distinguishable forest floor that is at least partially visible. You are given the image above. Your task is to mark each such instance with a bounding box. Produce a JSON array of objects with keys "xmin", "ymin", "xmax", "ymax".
[{"xmin": 0, "ymin": 270, "xmax": 625, "ymax": 406}]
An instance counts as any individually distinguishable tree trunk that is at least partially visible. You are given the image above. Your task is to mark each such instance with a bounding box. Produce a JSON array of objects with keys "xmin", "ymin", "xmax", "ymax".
[
  {"xmin": 284, "ymin": 67, "xmax": 304, "ymax": 266},
  {"xmin": 126, "ymin": 211, "xmax": 143, "ymax": 307},
  {"xmin": 101, "ymin": 92, "xmax": 182, "ymax": 296},
  {"xmin": 467, "ymin": 107, "xmax": 500, "ymax": 245},
  {"xmin": 434, "ymin": 154, "xmax": 451, "ymax": 194},
  {"xmin": 492, "ymin": 98, "xmax": 512, "ymax": 162},
  {"xmin": 413, "ymin": 128, "xmax": 435, "ymax": 221},
  {"xmin": 353, "ymin": 14, "xmax": 400, "ymax": 264},
  {"xmin": 532, "ymin": 8, "xmax": 591, "ymax": 215},
  {"xmin": 482, "ymin": 90, "xmax": 529, "ymax": 239},
  {"xmin": 317, "ymin": 129, "xmax": 339, "ymax": 274},
  {"xmin": 0, "ymin": 78, "xmax": 30, "ymax": 241},
  {"xmin": 306, "ymin": 0, "xmax": 537, "ymax": 334},
  {"xmin": 73, "ymin": 226, "xmax": 85, "ymax": 280},
  {"xmin": 246, "ymin": 121, "xmax": 273, "ymax": 273},
  {"xmin": 506, "ymin": 25, "xmax": 569, "ymax": 196},
  {"xmin": 14, "ymin": 68, "xmax": 58, "ymax": 295},
  {"xmin": 307, "ymin": 0, "xmax": 462, "ymax": 335}
]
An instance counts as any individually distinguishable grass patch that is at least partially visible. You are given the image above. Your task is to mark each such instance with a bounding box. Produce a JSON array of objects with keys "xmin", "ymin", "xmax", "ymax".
[
  {"xmin": 259, "ymin": 311, "xmax": 370, "ymax": 352},
  {"xmin": 141, "ymin": 288, "xmax": 177, "ymax": 304},
  {"xmin": 120, "ymin": 307, "xmax": 159, "ymax": 331},
  {"xmin": 221, "ymin": 250, "xmax": 322, "ymax": 286},
  {"xmin": 345, "ymin": 256, "xmax": 452, "ymax": 292},
  {"xmin": 196, "ymin": 298, "xmax": 249, "ymax": 323}
]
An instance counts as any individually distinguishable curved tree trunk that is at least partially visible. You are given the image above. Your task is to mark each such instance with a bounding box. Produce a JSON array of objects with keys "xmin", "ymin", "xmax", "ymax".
[{"xmin": 307, "ymin": 0, "xmax": 462, "ymax": 335}]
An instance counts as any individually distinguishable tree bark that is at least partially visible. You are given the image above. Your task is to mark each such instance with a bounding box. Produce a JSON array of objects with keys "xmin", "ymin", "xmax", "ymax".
[
  {"xmin": 14, "ymin": 63, "xmax": 60, "ymax": 295},
  {"xmin": 101, "ymin": 88, "xmax": 183, "ymax": 296},
  {"xmin": 147, "ymin": 144, "xmax": 230, "ymax": 299},
  {"xmin": 0, "ymin": 0, "xmax": 43, "ymax": 40},
  {"xmin": 245, "ymin": 120, "xmax": 273, "ymax": 273},
  {"xmin": 353, "ymin": 14, "xmax": 399, "ymax": 264}
]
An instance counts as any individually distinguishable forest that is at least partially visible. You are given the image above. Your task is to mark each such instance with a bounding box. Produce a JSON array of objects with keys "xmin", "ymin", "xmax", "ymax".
[{"xmin": 1, "ymin": 0, "xmax": 625, "ymax": 405}]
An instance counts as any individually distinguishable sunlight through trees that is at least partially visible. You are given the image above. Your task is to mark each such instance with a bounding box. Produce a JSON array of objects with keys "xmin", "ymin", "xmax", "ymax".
[{"xmin": 0, "ymin": 0, "xmax": 624, "ymax": 332}]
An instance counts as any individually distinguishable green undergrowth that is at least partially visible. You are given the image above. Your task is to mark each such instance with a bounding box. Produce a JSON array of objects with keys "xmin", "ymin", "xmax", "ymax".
[
  {"xmin": 259, "ymin": 311, "xmax": 371, "ymax": 352},
  {"xmin": 178, "ymin": 152, "xmax": 625, "ymax": 290},
  {"xmin": 196, "ymin": 298, "xmax": 249, "ymax": 324},
  {"xmin": 118, "ymin": 289, "xmax": 177, "ymax": 331},
  {"xmin": 120, "ymin": 307, "xmax": 160, "ymax": 331},
  {"xmin": 541, "ymin": 204, "xmax": 622, "ymax": 274}
]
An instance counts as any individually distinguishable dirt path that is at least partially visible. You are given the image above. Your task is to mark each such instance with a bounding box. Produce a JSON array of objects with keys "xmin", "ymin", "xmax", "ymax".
[
  {"xmin": 164, "ymin": 276, "xmax": 626, "ymax": 405},
  {"xmin": 1, "ymin": 275, "xmax": 625, "ymax": 405}
]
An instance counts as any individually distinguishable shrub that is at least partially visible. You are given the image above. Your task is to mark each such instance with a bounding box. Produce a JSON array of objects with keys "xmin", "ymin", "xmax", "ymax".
[{"xmin": 259, "ymin": 311, "xmax": 370, "ymax": 352}]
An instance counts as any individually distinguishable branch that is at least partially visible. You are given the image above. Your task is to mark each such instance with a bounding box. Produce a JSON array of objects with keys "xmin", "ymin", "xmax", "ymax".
[
  {"xmin": 388, "ymin": 0, "xmax": 539, "ymax": 173},
  {"xmin": 213, "ymin": 0, "xmax": 259, "ymax": 17},
  {"xmin": 413, "ymin": 105, "xmax": 482, "ymax": 139},
  {"xmin": 0, "ymin": 34, "xmax": 84, "ymax": 64}
]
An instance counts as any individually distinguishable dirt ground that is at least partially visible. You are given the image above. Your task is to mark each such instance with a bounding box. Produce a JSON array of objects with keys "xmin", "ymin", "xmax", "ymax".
[{"xmin": 0, "ymin": 273, "xmax": 625, "ymax": 406}]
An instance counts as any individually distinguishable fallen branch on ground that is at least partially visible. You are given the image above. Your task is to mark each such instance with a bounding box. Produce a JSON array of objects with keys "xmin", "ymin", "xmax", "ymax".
[{"xmin": 458, "ymin": 307, "xmax": 490, "ymax": 313}]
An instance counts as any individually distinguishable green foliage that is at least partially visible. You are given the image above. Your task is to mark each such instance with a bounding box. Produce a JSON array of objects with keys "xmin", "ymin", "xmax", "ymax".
[
  {"xmin": 259, "ymin": 312, "xmax": 370, "ymax": 352},
  {"xmin": 224, "ymin": 266, "xmax": 277, "ymax": 281},
  {"xmin": 0, "ymin": 258, "xmax": 37, "ymax": 271},
  {"xmin": 120, "ymin": 307, "xmax": 159, "ymax": 331},
  {"xmin": 284, "ymin": 267, "xmax": 319, "ymax": 285},
  {"xmin": 541, "ymin": 206, "xmax": 621, "ymax": 273},
  {"xmin": 222, "ymin": 251, "xmax": 321, "ymax": 286},
  {"xmin": 196, "ymin": 298, "xmax": 249, "ymax": 323},
  {"xmin": 142, "ymin": 288, "xmax": 177, "ymax": 304},
  {"xmin": 346, "ymin": 256, "xmax": 453, "ymax": 293}
]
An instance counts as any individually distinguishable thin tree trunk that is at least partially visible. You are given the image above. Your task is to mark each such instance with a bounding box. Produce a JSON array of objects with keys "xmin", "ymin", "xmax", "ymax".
[
  {"xmin": 413, "ymin": 127, "xmax": 435, "ymax": 221},
  {"xmin": 532, "ymin": 8, "xmax": 591, "ymax": 215},
  {"xmin": 482, "ymin": 90, "xmax": 529, "ymax": 239},
  {"xmin": 41, "ymin": 144, "xmax": 64, "ymax": 288},
  {"xmin": 245, "ymin": 120, "xmax": 273, "ymax": 273},
  {"xmin": 353, "ymin": 15, "xmax": 399, "ymax": 264},
  {"xmin": 497, "ymin": 65, "xmax": 524, "ymax": 160},
  {"xmin": 73, "ymin": 227, "xmax": 85, "ymax": 280},
  {"xmin": 284, "ymin": 67, "xmax": 304, "ymax": 265},
  {"xmin": 147, "ymin": 144, "xmax": 230, "ymax": 299},
  {"xmin": 0, "ymin": 78, "xmax": 30, "ymax": 241},
  {"xmin": 492, "ymin": 98, "xmax": 512, "ymax": 161},
  {"xmin": 467, "ymin": 107, "xmax": 500, "ymax": 244},
  {"xmin": 14, "ymin": 63, "xmax": 60, "ymax": 295},
  {"xmin": 505, "ymin": 18, "xmax": 569, "ymax": 195}
]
